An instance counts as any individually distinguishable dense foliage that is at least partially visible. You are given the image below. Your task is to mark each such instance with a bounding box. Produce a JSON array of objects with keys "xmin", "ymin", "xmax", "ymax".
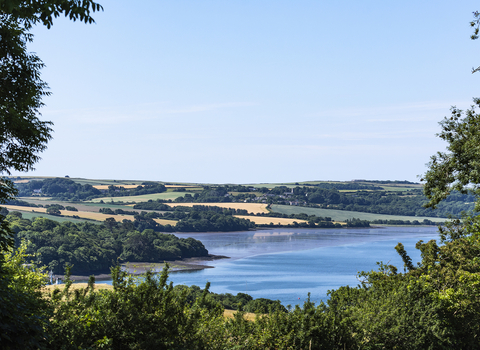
[
  {"xmin": 371, "ymin": 218, "xmax": 438, "ymax": 225},
  {"xmin": 0, "ymin": 1, "xmax": 102, "ymax": 348},
  {"xmin": 98, "ymin": 182, "xmax": 167, "ymax": 198},
  {"xmin": 0, "ymin": 17, "xmax": 52, "ymax": 176},
  {"xmin": 0, "ymin": 242, "xmax": 50, "ymax": 349},
  {"xmin": 16, "ymin": 177, "xmax": 101, "ymax": 200},
  {"xmin": 422, "ymin": 98, "xmax": 480, "ymax": 212},
  {"xmin": 9, "ymin": 212, "xmax": 208, "ymax": 274},
  {"xmin": 133, "ymin": 200, "xmax": 171, "ymax": 210},
  {"xmin": 48, "ymin": 268, "xmax": 224, "ymax": 349},
  {"xmin": 15, "ymin": 178, "xmax": 167, "ymax": 200},
  {"xmin": 135, "ymin": 209, "xmax": 256, "ymax": 233},
  {"xmin": 173, "ymin": 284, "xmax": 287, "ymax": 314}
]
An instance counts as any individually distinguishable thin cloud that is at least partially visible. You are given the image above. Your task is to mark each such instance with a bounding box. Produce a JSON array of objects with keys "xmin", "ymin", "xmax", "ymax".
[
  {"xmin": 46, "ymin": 101, "xmax": 257, "ymax": 125},
  {"xmin": 308, "ymin": 100, "xmax": 471, "ymax": 123},
  {"xmin": 162, "ymin": 102, "xmax": 257, "ymax": 115}
]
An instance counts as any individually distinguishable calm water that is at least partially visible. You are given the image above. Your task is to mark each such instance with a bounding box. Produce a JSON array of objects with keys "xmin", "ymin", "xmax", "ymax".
[
  {"xmin": 107, "ymin": 226, "xmax": 440, "ymax": 306},
  {"xmin": 173, "ymin": 227, "xmax": 439, "ymax": 306}
]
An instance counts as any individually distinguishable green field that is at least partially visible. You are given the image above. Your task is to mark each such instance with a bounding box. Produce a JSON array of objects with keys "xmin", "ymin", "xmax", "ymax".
[
  {"xmin": 9, "ymin": 210, "xmax": 97, "ymax": 224},
  {"xmin": 16, "ymin": 199, "xmax": 138, "ymax": 212},
  {"xmin": 75, "ymin": 202, "xmax": 139, "ymax": 209},
  {"xmin": 90, "ymin": 192, "xmax": 196, "ymax": 203},
  {"xmin": 271, "ymin": 204, "xmax": 446, "ymax": 223}
]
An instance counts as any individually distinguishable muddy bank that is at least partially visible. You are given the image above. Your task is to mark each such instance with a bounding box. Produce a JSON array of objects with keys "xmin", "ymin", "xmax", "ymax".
[{"xmin": 60, "ymin": 254, "xmax": 229, "ymax": 282}]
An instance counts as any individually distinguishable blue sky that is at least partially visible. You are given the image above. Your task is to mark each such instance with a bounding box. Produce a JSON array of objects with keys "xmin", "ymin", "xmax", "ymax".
[{"xmin": 12, "ymin": 1, "xmax": 480, "ymax": 184}]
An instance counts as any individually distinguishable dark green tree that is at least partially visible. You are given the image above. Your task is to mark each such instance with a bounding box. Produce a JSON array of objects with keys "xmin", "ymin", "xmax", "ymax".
[
  {"xmin": 421, "ymin": 98, "xmax": 480, "ymax": 211},
  {"xmin": 422, "ymin": 11, "xmax": 480, "ymax": 210},
  {"xmin": 0, "ymin": 0, "xmax": 103, "ymax": 29},
  {"xmin": 0, "ymin": 1, "xmax": 102, "ymax": 348}
]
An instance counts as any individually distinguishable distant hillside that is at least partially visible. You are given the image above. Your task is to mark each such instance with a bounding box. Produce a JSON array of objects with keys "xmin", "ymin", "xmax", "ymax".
[{"xmin": 8, "ymin": 177, "xmax": 474, "ymax": 224}]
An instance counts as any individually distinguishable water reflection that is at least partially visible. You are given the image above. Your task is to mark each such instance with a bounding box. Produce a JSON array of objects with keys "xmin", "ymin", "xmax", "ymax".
[
  {"xmin": 175, "ymin": 226, "xmax": 439, "ymax": 262},
  {"xmin": 168, "ymin": 227, "xmax": 440, "ymax": 305}
]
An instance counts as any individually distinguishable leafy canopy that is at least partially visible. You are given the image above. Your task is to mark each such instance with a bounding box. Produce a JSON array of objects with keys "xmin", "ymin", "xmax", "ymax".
[
  {"xmin": 0, "ymin": 0, "xmax": 103, "ymax": 29},
  {"xmin": 422, "ymin": 98, "xmax": 480, "ymax": 211},
  {"xmin": 422, "ymin": 13, "xmax": 480, "ymax": 210},
  {"xmin": 0, "ymin": 1, "xmax": 102, "ymax": 347}
]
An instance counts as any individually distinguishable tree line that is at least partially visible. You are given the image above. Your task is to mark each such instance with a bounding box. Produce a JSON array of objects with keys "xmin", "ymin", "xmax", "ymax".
[{"xmin": 14, "ymin": 178, "xmax": 167, "ymax": 200}]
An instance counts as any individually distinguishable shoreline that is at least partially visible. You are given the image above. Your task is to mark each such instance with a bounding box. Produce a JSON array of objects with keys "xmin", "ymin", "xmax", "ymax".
[{"xmin": 62, "ymin": 254, "xmax": 230, "ymax": 282}]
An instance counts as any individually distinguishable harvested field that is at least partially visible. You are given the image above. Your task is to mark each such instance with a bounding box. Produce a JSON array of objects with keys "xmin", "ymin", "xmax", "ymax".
[
  {"xmin": 234, "ymin": 215, "xmax": 308, "ymax": 225},
  {"xmin": 3, "ymin": 205, "xmax": 48, "ymax": 214},
  {"xmin": 153, "ymin": 218, "xmax": 178, "ymax": 225},
  {"xmin": 2, "ymin": 205, "xmax": 129, "ymax": 222},
  {"xmin": 1, "ymin": 205, "xmax": 177, "ymax": 225},
  {"xmin": 165, "ymin": 202, "xmax": 270, "ymax": 214}
]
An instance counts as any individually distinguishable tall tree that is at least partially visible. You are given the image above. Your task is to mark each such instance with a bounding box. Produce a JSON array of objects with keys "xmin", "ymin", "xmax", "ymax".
[
  {"xmin": 421, "ymin": 98, "xmax": 480, "ymax": 211},
  {"xmin": 422, "ymin": 11, "xmax": 480, "ymax": 210},
  {"xmin": 0, "ymin": 1, "xmax": 102, "ymax": 348}
]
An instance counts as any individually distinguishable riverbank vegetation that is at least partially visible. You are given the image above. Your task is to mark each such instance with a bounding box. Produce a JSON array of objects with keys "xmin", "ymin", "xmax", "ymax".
[{"xmin": 8, "ymin": 212, "xmax": 208, "ymax": 274}]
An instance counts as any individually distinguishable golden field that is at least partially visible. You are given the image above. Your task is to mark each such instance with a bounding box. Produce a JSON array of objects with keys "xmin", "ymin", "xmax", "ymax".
[
  {"xmin": 153, "ymin": 218, "xmax": 178, "ymax": 225},
  {"xmin": 2, "ymin": 205, "xmax": 133, "ymax": 222},
  {"xmin": 2, "ymin": 205, "xmax": 48, "ymax": 214},
  {"xmin": 165, "ymin": 202, "xmax": 270, "ymax": 214},
  {"xmin": 234, "ymin": 215, "xmax": 308, "ymax": 225},
  {"xmin": 1, "ymin": 205, "xmax": 177, "ymax": 225}
]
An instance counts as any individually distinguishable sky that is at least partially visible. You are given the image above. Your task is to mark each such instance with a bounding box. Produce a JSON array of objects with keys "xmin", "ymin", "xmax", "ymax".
[{"xmin": 10, "ymin": 1, "xmax": 480, "ymax": 184}]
